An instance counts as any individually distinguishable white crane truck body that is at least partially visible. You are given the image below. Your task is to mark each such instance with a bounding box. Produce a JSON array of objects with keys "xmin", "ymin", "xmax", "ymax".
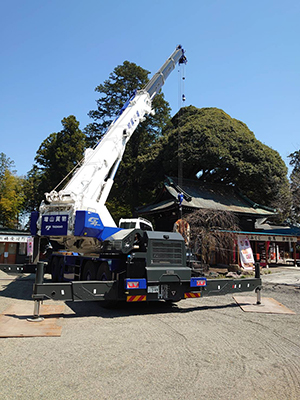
[
  {"xmin": 31, "ymin": 46, "xmax": 186, "ymax": 254},
  {"xmin": 30, "ymin": 47, "xmax": 262, "ymax": 309}
]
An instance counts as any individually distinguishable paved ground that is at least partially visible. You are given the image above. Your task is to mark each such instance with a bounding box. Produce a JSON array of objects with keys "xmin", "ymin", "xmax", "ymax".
[
  {"xmin": 261, "ymin": 266, "xmax": 300, "ymax": 286},
  {"xmin": 0, "ymin": 267, "xmax": 299, "ymax": 400}
]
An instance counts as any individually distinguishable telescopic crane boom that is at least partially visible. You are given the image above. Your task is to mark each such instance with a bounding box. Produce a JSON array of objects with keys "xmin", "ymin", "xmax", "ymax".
[{"xmin": 32, "ymin": 46, "xmax": 187, "ymax": 253}]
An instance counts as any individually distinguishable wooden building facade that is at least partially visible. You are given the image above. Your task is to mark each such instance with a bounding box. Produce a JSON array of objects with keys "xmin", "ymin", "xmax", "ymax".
[{"xmin": 137, "ymin": 177, "xmax": 300, "ymax": 266}]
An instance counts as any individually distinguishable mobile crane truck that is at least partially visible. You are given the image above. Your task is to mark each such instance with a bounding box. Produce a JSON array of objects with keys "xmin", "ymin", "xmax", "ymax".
[{"xmin": 30, "ymin": 46, "xmax": 262, "ymax": 317}]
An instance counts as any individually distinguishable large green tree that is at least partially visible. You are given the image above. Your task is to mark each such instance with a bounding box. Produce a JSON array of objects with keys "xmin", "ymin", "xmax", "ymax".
[
  {"xmin": 85, "ymin": 61, "xmax": 171, "ymax": 222},
  {"xmin": 157, "ymin": 106, "xmax": 290, "ymax": 218},
  {"xmin": 25, "ymin": 115, "xmax": 85, "ymax": 210},
  {"xmin": 0, "ymin": 152, "xmax": 15, "ymax": 176},
  {"xmin": 0, "ymin": 153, "xmax": 25, "ymax": 228}
]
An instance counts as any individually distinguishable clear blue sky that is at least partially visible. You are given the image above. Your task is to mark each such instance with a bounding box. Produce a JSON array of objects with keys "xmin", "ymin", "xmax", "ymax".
[{"xmin": 1, "ymin": 0, "xmax": 299, "ymax": 177}]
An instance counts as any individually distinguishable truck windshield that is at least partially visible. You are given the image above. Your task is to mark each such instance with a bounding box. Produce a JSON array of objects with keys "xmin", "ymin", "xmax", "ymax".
[{"xmin": 120, "ymin": 222, "xmax": 136, "ymax": 229}]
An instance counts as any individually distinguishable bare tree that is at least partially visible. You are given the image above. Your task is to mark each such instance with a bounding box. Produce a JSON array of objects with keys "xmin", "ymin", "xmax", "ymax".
[{"xmin": 185, "ymin": 209, "xmax": 240, "ymax": 265}]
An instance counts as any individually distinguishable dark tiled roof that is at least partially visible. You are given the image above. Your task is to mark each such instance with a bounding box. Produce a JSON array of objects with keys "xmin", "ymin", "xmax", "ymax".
[
  {"xmin": 0, "ymin": 227, "xmax": 30, "ymax": 235},
  {"xmin": 138, "ymin": 177, "xmax": 276, "ymax": 218},
  {"xmin": 256, "ymin": 223, "xmax": 300, "ymax": 237}
]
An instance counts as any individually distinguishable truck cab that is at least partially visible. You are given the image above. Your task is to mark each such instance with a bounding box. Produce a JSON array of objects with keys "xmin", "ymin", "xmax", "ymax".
[{"xmin": 119, "ymin": 217, "xmax": 153, "ymax": 231}]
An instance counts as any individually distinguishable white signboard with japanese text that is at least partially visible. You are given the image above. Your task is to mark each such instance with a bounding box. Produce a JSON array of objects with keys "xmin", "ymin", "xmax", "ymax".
[
  {"xmin": 27, "ymin": 237, "xmax": 34, "ymax": 256},
  {"xmin": 0, "ymin": 235, "xmax": 29, "ymax": 243},
  {"xmin": 238, "ymin": 235, "xmax": 254, "ymax": 270}
]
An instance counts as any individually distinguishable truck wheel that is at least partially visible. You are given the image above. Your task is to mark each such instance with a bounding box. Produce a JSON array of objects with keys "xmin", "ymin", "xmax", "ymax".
[
  {"xmin": 57, "ymin": 257, "xmax": 65, "ymax": 282},
  {"xmin": 96, "ymin": 262, "xmax": 112, "ymax": 281},
  {"xmin": 51, "ymin": 257, "xmax": 59, "ymax": 282},
  {"xmin": 82, "ymin": 261, "xmax": 96, "ymax": 280}
]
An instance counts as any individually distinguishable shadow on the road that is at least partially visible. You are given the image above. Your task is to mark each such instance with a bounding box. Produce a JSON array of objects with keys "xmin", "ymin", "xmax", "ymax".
[
  {"xmin": 3, "ymin": 301, "xmax": 239, "ymax": 321},
  {"xmin": 0, "ymin": 274, "xmax": 54, "ymax": 301},
  {"xmin": 63, "ymin": 299, "xmax": 239, "ymax": 319},
  {"xmin": 0, "ymin": 274, "xmax": 36, "ymax": 301}
]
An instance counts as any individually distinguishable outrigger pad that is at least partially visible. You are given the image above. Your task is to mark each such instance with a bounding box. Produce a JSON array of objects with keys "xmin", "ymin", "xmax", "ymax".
[
  {"xmin": 0, "ymin": 303, "xmax": 64, "ymax": 338},
  {"xmin": 233, "ymin": 296, "xmax": 295, "ymax": 314}
]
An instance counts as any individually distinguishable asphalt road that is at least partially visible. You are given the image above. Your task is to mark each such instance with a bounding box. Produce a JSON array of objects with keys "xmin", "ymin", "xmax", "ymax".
[{"xmin": 0, "ymin": 267, "xmax": 299, "ymax": 400}]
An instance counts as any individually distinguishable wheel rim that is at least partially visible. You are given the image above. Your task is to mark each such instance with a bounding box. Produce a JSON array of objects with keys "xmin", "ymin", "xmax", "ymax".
[{"xmin": 86, "ymin": 270, "xmax": 92, "ymax": 280}]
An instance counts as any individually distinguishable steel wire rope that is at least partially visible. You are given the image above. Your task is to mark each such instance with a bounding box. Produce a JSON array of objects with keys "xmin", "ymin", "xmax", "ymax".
[
  {"xmin": 52, "ymin": 128, "xmax": 105, "ymax": 192},
  {"xmin": 177, "ymin": 61, "xmax": 186, "ymax": 190}
]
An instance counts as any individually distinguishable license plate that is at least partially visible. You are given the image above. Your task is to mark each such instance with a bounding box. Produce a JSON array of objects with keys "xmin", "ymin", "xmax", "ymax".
[{"xmin": 160, "ymin": 284, "xmax": 168, "ymax": 299}]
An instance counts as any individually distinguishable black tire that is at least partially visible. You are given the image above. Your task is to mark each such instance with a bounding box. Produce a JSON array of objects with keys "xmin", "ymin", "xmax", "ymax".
[
  {"xmin": 81, "ymin": 261, "xmax": 96, "ymax": 280},
  {"xmin": 96, "ymin": 262, "xmax": 112, "ymax": 281},
  {"xmin": 51, "ymin": 257, "xmax": 59, "ymax": 282},
  {"xmin": 57, "ymin": 257, "xmax": 65, "ymax": 282}
]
